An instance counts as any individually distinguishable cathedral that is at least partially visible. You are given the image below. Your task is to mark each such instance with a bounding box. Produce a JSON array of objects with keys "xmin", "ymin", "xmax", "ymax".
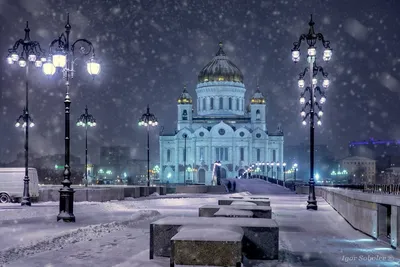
[{"xmin": 159, "ymin": 42, "xmax": 284, "ymax": 185}]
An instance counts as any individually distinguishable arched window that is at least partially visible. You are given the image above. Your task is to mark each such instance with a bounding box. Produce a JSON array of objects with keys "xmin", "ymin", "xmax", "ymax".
[
  {"xmin": 210, "ymin": 98, "xmax": 214, "ymax": 110},
  {"xmin": 256, "ymin": 110, "xmax": 261, "ymax": 120},
  {"xmin": 219, "ymin": 97, "xmax": 223, "ymax": 110},
  {"xmin": 202, "ymin": 98, "xmax": 206, "ymax": 110},
  {"xmin": 236, "ymin": 98, "xmax": 239, "ymax": 110},
  {"xmin": 182, "ymin": 110, "xmax": 188, "ymax": 120},
  {"xmin": 229, "ymin": 98, "xmax": 232, "ymax": 110}
]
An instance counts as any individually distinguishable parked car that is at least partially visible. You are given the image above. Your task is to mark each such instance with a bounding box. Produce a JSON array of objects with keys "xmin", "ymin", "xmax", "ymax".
[{"xmin": 0, "ymin": 168, "xmax": 39, "ymax": 203}]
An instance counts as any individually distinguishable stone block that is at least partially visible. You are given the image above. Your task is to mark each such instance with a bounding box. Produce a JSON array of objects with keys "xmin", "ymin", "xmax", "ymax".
[
  {"xmin": 199, "ymin": 204, "xmax": 272, "ymax": 219},
  {"xmin": 159, "ymin": 186, "xmax": 167, "ymax": 195},
  {"xmin": 170, "ymin": 225, "xmax": 243, "ymax": 267},
  {"xmin": 124, "ymin": 187, "xmax": 141, "ymax": 198},
  {"xmin": 150, "ymin": 216, "xmax": 279, "ymax": 260},
  {"xmin": 140, "ymin": 186, "xmax": 149, "ymax": 197},
  {"xmin": 218, "ymin": 198, "xmax": 270, "ymax": 206},
  {"xmin": 214, "ymin": 208, "xmax": 253, "ymax": 218}
]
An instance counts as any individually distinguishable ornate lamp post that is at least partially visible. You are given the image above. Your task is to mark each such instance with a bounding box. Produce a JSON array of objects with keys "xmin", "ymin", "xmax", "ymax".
[
  {"xmin": 283, "ymin": 162, "xmax": 287, "ymax": 187},
  {"xmin": 293, "ymin": 163, "xmax": 298, "ymax": 183},
  {"xmin": 42, "ymin": 13, "xmax": 101, "ymax": 222},
  {"xmin": 291, "ymin": 14, "xmax": 332, "ymax": 210},
  {"xmin": 77, "ymin": 106, "xmax": 96, "ymax": 187},
  {"xmin": 183, "ymin": 134, "xmax": 187, "ymax": 184},
  {"xmin": 7, "ymin": 22, "xmax": 45, "ymax": 206},
  {"xmin": 138, "ymin": 105, "xmax": 158, "ymax": 187}
]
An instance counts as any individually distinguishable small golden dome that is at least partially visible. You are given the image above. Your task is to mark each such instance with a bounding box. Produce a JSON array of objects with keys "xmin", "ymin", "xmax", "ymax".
[
  {"xmin": 251, "ymin": 86, "xmax": 266, "ymax": 104},
  {"xmin": 177, "ymin": 85, "xmax": 192, "ymax": 104}
]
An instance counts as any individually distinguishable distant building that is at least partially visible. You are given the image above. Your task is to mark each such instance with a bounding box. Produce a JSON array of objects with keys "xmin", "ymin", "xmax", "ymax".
[
  {"xmin": 99, "ymin": 146, "xmax": 131, "ymax": 178},
  {"xmin": 349, "ymin": 138, "xmax": 400, "ymax": 171},
  {"xmin": 100, "ymin": 146, "xmax": 130, "ymax": 166},
  {"xmin": 379, "ymin": 167, "xmax": 400, "ymax": 184},
  {"xmin": 341, "ymin": 156, "xmax": 376, "ymax": 184}
]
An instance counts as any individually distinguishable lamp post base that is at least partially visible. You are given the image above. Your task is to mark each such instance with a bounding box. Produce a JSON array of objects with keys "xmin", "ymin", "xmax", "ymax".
[
  {"xmin": 57, "ymin": 187, "xmax": 75, "ymax": 222},
  {"xmin": 21, "ymin": 198, "xmax": 31, "ymax": 206},
  {"xmin": 306, "ymin": 200, "xmax": 318, "ymax": 210}
]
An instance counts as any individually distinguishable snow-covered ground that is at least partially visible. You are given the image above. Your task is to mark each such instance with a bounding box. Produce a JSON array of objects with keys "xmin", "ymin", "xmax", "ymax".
[{"xmin": 0, "ymin": 179, "xmax": 399, "ymax": 267}]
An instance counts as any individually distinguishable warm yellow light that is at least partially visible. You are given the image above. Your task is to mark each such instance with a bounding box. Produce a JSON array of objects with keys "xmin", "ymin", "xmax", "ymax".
[
  {"xmin": 52, "ymin": 53, "xmax": 67, "ymax": 68},
  {"xmin": 87, "ymin": 58, "xmax": 101, "ymax": 75},
  {"xmin": 42, "ymin": 61, "xmax": 56, "ymax": 75},
  {"xmin": 218, "ymin": 77, "xmax": 224, "ymax": 81}
]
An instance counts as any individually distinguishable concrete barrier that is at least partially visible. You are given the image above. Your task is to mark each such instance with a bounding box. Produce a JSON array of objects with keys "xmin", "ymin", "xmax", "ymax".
[
  {"xmin": 38, "ymin": 185, "xmax": 166, "ymax": 202},
  {"xmin": 306, "ymin": 187, "xmax": 400, "ymax": 249}
]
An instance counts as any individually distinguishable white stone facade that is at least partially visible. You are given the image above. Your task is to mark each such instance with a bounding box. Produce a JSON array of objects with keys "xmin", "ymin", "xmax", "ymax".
[{"xmin": 159, "ymin": 44, "xmax": 284, "ymax": 185}]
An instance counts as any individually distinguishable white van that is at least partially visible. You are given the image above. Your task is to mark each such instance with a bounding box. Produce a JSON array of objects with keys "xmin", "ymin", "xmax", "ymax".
[{"xmin": 0, "ymin": 168, "xmax": 39, "ymax": 203}]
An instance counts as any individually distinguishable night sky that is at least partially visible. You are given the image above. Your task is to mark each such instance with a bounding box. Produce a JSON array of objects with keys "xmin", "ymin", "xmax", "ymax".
[{"xmin": 0, "ymin": 0, "xmax": 399, "ymax": 164}]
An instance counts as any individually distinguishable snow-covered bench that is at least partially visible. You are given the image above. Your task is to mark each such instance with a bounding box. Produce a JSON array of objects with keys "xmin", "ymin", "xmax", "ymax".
[
  {"xmin": 218, "ymin": 198, "xmax": 270, "ymax": 206},
  {"xmin": 150, "ymin": 216, "xmax": 279, "ymax": 260},
  {"xmin": 213, "ymin": 208, "xmax": 254, "ymax": 218},
  {"xmin": 199, "ymin": 204, "xmax": 272, "ymax": 218},
  {"xmin": 229, "ymin": 195, "xmax": 269, "ymax": 200},
  {"xmin": 170, "ymin": 225, "xmax": 243, "ymax": 267}
]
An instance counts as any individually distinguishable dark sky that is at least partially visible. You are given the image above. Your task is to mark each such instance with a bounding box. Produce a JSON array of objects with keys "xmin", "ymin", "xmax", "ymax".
[{"xmin": 0, "ymin": 0, "xmax": 399, "ymax": 164}]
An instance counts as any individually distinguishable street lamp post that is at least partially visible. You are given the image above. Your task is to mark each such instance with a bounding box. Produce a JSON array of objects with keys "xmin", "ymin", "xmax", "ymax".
[
  {"xmin": 7, "ymin": 21, "xmax": 45, "ymax": 206},
  {"xmin": 291, "ymin": 14, "xmax": 332, "ymax": 210},
  {"xmin": 293, "ymin": 163, "xmax": 298, "ymax": 183},
  {"xmin": 276, "ymin": 162, "xmax": 280, "ymax": 184},
  {"xmin": 138, "ymin": 105, "xmax": 158, "ymax": 187},
  {"xmin": 183, "ymin": 134, "xmax": 187, "ymax": 185},
  {"xmin": 283, "ymin": 162, "xmax": 287, "ymax": 187},
  {"xmin": 42, "ymin": 13, "xmax": 101, "ymax": 222},
  {"xmin": 77, "ymin": 106, "xmax": 96, "ymax": 187}
]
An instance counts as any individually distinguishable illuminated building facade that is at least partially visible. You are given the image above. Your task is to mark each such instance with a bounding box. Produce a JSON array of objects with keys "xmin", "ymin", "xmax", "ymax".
[{"xmin": 159, "ymin": 43, "xmax": 284, "ymax": 185}]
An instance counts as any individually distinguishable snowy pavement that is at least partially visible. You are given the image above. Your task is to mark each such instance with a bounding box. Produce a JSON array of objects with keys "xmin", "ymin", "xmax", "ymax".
[{"xmin": 0, "ymin": 179, "xmax": 399, "ymax": 266}]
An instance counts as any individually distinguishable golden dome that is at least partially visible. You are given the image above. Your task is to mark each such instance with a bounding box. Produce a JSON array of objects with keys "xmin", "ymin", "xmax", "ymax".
[
  {"xmin": 251, "ymin": 87, "xmax": 266, "ymax": 104},
  {"xmin": 177, "ymin": 86, "xmax": 192, "ymax": 104}
]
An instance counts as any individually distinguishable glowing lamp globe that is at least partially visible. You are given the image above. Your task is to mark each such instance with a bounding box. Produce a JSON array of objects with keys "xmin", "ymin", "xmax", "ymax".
[
  {"xmin": 317, "ymin": 120, "xmax": 322, "ymax": 125},
  {"xmin": 6, "ymin": 56, "xmax": 13, "ymax": 64},
  {"xmin": 318, "ymin": 110, "xmax": 323, "ymax": 116},
  {"xmin": 307, "ymin": 47, "xmax": 316, "ymax": 56},
  {"xmin": 301, "ymin": 110, "xmax": 306, "ymax": 117},
  {"xmin": 42, "ymin": 61, "xmax": 56, "ymax": 76},
  {"xmin": 35, "ymin": 60, "xmax": 42, "ymax": 68},
  {"xmin": 320, "ymin": 96, "xmax": 326, "ymax": 104},
  {"xmin": 302, "ymin": 120, "xmax": 307, "ymax": 125},
  {"xmin": 291, "ymin": 50, "xmax": 300, "ymax": 62},
  {"xmin": 298, "ymin": 79, "xmax": 305, "ymax": 88},
  {"xmin": 87, "ymin": 58, "xmax": 101, "ymax": 76},
  {"xmin": 300, "ymin": 96, "xmax": 305, "ymax": 104},
  {"xmin": 52, "ymin": 52, "xmax": 67, "ymax": 68},
  {"xmin": 29, "ymin": 122, "xmax": 35, "ymax": 127},
  {"xmin": 28, "ymin": 54, "xmax": 37, "ymax": 62},
  {"xmin": 15, "ymin": 122, "xmax": 20, "ymax": 127},
  {"xmin": 312, "ymin": 78, "xmax": 317, "ymax": 85},
  {"xmin": 18, "ymin": 57, "xmax": 27, "ymax": 67},
  {"xmin": 323, "ymin": 78, "xmax": 330, "ymax": 88},
  {"xmin": 11, "ymin": 52, "xmax": 19, "ymax": 62},
  {"xmin": 323, "ymin": 49, "xmax": 332, "ymax": 61}
]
